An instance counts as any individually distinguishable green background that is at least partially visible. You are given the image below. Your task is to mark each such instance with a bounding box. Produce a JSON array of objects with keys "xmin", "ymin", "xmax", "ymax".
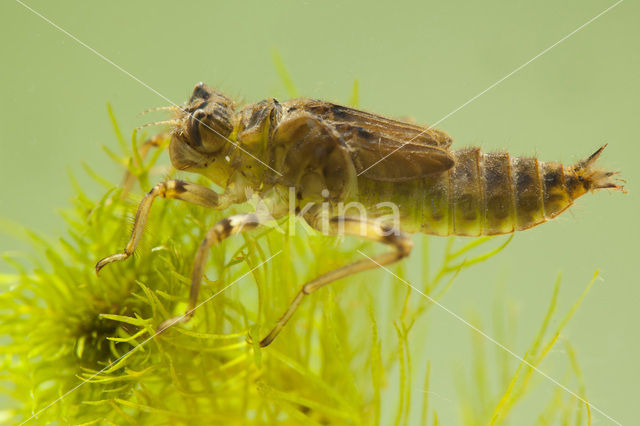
[{"xmin": 0, "ymin": 0, "xmax": 637, "ymax": 424}]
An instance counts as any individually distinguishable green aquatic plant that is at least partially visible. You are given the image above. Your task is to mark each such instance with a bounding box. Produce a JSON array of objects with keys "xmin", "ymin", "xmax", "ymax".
[
  {"xmin": 0, "ymin": 70, "xmax": 598, "ymax": 424},
  {"xmin": 456, "ymin": 273, "xmax": 596, "ymax": 426}
]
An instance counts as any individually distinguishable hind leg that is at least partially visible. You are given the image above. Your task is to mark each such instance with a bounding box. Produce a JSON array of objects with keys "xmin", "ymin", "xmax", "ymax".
[{"xmin": 257, "ymin": 215, "xmax": 412, "ymax": 347}]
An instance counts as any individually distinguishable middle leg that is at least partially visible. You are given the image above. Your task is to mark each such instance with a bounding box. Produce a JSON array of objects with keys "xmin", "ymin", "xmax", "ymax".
[{"xmin": 157, "ymin": 213, "xmax": 261, "ymax": 332}]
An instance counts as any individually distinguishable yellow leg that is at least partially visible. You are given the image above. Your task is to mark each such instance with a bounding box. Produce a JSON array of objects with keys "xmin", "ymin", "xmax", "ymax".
[
  {"xmin": 157, "ymin": 213, "xmax": 261, "ymax": 332},
  {"xmin": 95, "ymin": 179, "xmax": 223, "ymax": 273},
  {"xmin": 258, "ymin": 215, "xmax": 413, "ymax": 347}
]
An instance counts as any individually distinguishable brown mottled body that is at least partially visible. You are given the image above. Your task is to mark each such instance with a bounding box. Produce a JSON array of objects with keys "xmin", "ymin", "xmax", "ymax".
[
  {"xmin": 168, "ymin": 88, "xmax": 621, "ymax": 238},
  {"xmin": 97, "ymin": 83, "xmax": 624, "ymax": 346},
  {"xmin": 359, "ymin": 148, "xmax": 608, "ymax": 236}
]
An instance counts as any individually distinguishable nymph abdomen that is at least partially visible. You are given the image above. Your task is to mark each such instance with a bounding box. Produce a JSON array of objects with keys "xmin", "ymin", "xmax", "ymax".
[{"xmin": 421, "ymin": 146, "xmax": 622, "ymax": 236}]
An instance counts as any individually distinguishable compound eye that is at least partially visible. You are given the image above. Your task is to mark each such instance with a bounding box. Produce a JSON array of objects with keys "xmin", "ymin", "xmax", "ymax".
[
  {"xmin": 193, "ymin": 109, "xmax": 207, "ymax": 121},
  {"xmin": 191, "ymin": 82, "xmax": 212, "ymax": 102}
]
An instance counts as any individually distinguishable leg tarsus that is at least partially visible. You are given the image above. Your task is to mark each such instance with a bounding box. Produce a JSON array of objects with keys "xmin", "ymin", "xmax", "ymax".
[
  {"xmin": 258, "ymin": 291, "xmax": 305, "ymax": 347},
  {"xmin": 95, "ymin": 252, "xmax": 131, "ymax": 275},
  {"xmin": 157, "ymin": 312, "xmax": 192, "ymax": 334}
]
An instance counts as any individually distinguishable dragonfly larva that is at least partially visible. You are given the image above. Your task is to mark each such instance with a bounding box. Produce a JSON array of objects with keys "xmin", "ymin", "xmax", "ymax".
[{"xmin": 96, "ymin": 82, "xmax": 624, "ymax": 346}]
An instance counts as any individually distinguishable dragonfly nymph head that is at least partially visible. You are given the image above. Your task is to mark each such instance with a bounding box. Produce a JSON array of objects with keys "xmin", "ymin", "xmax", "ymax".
[{"xmin": 169, "ymin": 82, "xmax": 236, "ymax": 175}]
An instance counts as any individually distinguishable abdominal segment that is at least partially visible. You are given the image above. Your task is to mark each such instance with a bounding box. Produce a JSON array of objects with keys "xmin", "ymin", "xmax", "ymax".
[{"xmin": 421, "ymin": 148, "xmax": 578, "ymax": 236}]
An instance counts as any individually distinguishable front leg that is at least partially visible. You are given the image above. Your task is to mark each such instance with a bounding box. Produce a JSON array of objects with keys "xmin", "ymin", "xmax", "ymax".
[{"xmin": 96, "ymin": 179, "xmax": 227, "ymax": 273}]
